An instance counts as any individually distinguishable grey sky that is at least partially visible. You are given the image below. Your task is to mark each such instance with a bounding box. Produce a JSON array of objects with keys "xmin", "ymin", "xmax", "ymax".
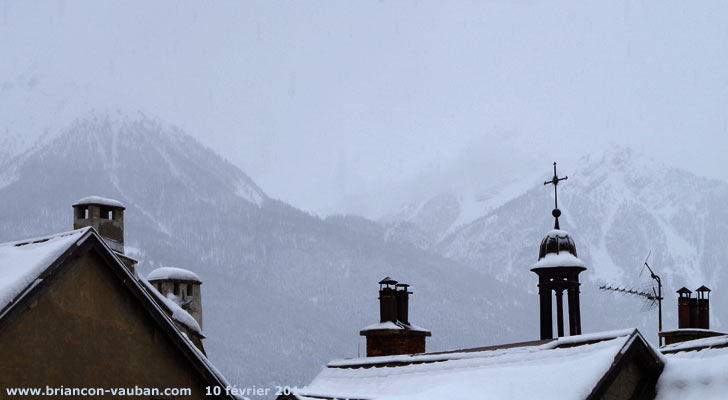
[{"xmin": 2, "ymin": 1, "xmax": 727, "ymax": 215}]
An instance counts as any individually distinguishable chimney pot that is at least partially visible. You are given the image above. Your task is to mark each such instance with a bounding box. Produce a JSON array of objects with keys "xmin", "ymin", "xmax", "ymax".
[
  {"xmin": 378, "ymin": 278, "xmax": 397, "ymax": 323},
  {"xmin": 696, "ymin": 285, "xmax": 711, "ymax": 329},
  {"xmin": 395, "ymin": 283, "xmax": 411, "ymax": 325},
  {"xmin": 677, "ymin": 287, "xmax": 692, "ymax": 329}
]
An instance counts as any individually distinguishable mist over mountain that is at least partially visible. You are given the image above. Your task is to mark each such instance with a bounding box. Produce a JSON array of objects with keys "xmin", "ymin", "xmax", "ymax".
[
  {"xmin": 383, "ymin": 147, "xmax": 728, "ymax": 342},
  {"xmin": 0, "ymin": 78, "xmax": 534, "ymax": 396},
  {"xmin": 3, "ymin": 72, "xmax": 728, "ymax": 398}
]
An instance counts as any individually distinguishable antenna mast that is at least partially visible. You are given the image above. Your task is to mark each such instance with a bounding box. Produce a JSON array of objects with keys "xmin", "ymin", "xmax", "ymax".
[
  {"xmin": 642, "ymin": 251, "xmax": 663, "ymax": 346},
  {"xmin": 599, "ymin": 251, "xmax": 664, "ymax": 346}
]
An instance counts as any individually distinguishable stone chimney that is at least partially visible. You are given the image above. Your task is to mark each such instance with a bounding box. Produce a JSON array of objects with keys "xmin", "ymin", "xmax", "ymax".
[
  {"xmin": 360, "ymin": 277, "xmax": 430, "ymax": 357},
  {"xmin": 148, "ymin": 267, "xmax": 203, "ymax": 330},
  {"xmin": 72, "ymin": 196, "xmax": 137, "ymax": 273}
]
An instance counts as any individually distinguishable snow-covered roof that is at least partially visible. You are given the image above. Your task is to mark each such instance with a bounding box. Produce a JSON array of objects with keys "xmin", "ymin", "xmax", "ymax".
[
  {"xmin": 360, "ymin": 320, "xmax": 431, "ymax": 333},
  {"xmin": 147, "ymin": 266, "xmax": 201, "ymax": 283},
  {"xmin": 73, "ymin": 195, "xmax": 125, "ymax": 209},
  {"xmin": 660, "ymin": 334, "xmax": 728, "ymax": 353},
  {"xmin": 532, "ymin": 251, "xmax": 585, "ymax": 269},
  {"xmin": 656, "ymin": 340, "xmax": 728, "ymax": 400},
  {"xmin": 295, "ymin": 329, "xmax": 646, "ymax": 400},
  {"xmin": 0, "ymin": 228, "xmax": 91, "ymax": 312}
]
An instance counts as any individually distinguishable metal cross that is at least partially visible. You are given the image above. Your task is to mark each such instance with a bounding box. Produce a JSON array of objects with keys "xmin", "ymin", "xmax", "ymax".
[{"xmin": 544, "ymin": 162, "xmax": 568, "ymax": 211}]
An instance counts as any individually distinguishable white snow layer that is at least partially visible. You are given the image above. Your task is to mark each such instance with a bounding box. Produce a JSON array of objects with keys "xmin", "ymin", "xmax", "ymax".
[
  {"xmin": 140, "ymin": 277, "xmax": 202, "ymax": 336},
  {"xmin": 74, "ymin": 195, "xmax": 125, "ymax": 208},
  {"xmin": 660, "ymin": 335, "xmax": 728, "ymax": 352},
  {"xmin": 361, "ymin": 321, "xmax": 431, "ymax": 333},
  {"xmin": 147, "ymin": 266, "xmax": 201, "ymax": 283},
  {"xmin": 656, "ymin": 345, "xmax": 728, "ymax": 400},
  {"xmin": 545, "ymin": 229, "xmax": 570, "ymax": 238},
  {"xmin": 300, "ymin": 330, "xmax": 636, "ymax": 400},
  {"xmin": 0, "ymin": 228, "xmax": 90, "ymax": 311},
  {"xmin": 361, "ymin": 321, "xmax": 405, "ymax": 331},
  {"xmin": 532, "ymin": 252, "xmax": 586, "ymax": 269}
]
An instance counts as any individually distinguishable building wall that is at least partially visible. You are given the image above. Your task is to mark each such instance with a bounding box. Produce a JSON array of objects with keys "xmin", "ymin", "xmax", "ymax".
[
  {"xmin": 601, "ymin": 358, "xmax": 643, "ymax": 400},
  {"xmin": 0, "ymin": 250, "xmax": 218, "ymax": 399}
]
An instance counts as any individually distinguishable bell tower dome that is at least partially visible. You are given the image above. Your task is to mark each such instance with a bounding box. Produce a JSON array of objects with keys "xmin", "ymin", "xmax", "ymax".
[{"xmin": 531, "ymin": 163, "xmax": 587, "ymax": 340}]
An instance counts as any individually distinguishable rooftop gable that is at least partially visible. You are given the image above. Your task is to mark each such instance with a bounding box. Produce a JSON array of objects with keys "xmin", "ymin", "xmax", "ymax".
[
  {"xmin": 0, "ymin": 227, "xmax": 92, "ymax": 314},
  {"xmin": 0, "ymin": 228, "xmax": 236, "ymax": 399},
  {"xmin": 292, "ymin": 329, "xmax": 662, "ymax": 400}
]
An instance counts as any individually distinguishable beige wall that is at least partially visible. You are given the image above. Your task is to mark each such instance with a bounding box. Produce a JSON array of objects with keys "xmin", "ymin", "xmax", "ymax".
[{"xmin": 0, "ymin": 250, "xmax": 220, "ymax": 399}]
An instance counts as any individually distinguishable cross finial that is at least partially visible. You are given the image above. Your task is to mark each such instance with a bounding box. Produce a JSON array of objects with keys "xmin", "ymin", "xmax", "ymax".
[{"xmin": 544, "ymin": 162, "xmax": 568, "ymax": 229}]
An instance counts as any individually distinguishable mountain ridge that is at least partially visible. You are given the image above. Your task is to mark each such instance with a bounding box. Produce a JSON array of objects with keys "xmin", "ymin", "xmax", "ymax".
[{"xmin": 0, "ymin": 110, "xmax": 534, "ymax": 397}]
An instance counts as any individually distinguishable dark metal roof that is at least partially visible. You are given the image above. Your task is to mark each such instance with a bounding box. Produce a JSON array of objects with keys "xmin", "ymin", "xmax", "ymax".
[
  {"xmin": 538, "ymin": 230, "xmax": 578, "ymax": 260},
  {"xmin": 677, "ymin": 287, "xmax": 692, "ymax": 294},
  {"xmin": 696, "ymin": 285, "xmax": 712, "ymax": 292}
]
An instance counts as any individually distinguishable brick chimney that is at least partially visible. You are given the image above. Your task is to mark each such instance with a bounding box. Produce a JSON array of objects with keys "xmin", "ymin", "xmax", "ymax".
[
  {"xmin": 72, "ymin": 196, "xmax": 137, "ymax": 274},
  {"xmin": 660, "ymin": 285, "xmax": 723, "ymax": 346},
  {"xmin": 360, "ymin": 277, "xmax": 431, "ymax": 357},
  {"xmin": 696, "ymin": 285, "xmax": 711, "ymax": 330},
  {"xmin": 677, "ymin": 287, "xmax": 692, "ymax": 329}
]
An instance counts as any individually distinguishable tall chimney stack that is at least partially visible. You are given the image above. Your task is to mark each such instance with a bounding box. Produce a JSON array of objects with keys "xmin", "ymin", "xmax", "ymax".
[
  {"xmin": 696, "ymin": 285, "xmax": 711, "ymax": 330},
  {"xmin": 395, "ymin": 283, "xmax": 411, "ymax": 325},
  {"xmin": 72, "ymin": 196, "xmax": 137, "ymax": 273},
  {"xmin": 677, "ymin": 287, "xmax": 692, "ymax": 329},
  {"xmin": 361, "ymin": 277, "xmax": 430, "ymax": 357},
  {"xmin": 378, "ymin": 277, "xmax": 398, "ymax": 323}
]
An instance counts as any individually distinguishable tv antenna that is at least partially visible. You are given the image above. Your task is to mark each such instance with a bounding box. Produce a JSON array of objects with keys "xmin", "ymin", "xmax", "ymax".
[{"xmin": 599, "ymin": 251, "xmax": 664, "ymax": 346}]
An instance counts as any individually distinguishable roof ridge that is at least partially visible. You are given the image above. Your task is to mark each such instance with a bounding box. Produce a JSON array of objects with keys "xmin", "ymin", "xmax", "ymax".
[{"xmin": 0, "ymin": 226, "xmax": 91, "ymax": 248}]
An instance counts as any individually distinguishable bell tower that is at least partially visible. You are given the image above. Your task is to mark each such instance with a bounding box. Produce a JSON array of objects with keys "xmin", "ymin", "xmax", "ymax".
[{"xmin": 531, "ymin": 163, "xmax": 587, "ymax": 340}]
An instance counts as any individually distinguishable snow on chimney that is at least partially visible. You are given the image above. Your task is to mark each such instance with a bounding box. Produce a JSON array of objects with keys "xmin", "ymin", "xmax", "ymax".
[
  {"xmin": 148, "ymin": 267, "xmax": 204, "ymax": 331},
  {"xmin": 72, "ymin": 196, "xmax": 137, "ymax": 274},
  {"xmin": 360, "ymin": 277, "xmax": 430, "ymax": 357}
]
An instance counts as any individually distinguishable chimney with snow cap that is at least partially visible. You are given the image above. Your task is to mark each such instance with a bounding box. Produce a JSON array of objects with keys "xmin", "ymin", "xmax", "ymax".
[
  {"xmin": 360, "ymin": 277, "xmax": 430, "ymax": 357},
  {"xmin": 148, "ymin": 267, "xmax": 203, "ymax": 330},
  {"xmin": 73, "ymin": 196, "xmax": 137, "ymax": 273}
]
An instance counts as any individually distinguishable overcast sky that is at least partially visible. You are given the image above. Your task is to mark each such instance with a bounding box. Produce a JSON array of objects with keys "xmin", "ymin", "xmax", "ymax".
[{"xmin": 2, "ymin": 1, "xmax": 727, "ymax": 215}]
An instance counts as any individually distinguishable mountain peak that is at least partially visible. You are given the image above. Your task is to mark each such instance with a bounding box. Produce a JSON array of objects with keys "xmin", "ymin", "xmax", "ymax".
[{"xmin": 0, "ymin": 66, "xmax": 147, "ymax": 165}]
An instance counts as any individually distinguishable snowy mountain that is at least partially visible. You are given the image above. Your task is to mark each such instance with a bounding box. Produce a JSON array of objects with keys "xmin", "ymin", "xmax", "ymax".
[
  {"xmin": 0, "ymin": 68, "xmax": 141, "ymax": 166},
  {"xmin": 0, "ymin": 80, "xmax": 534, "ymax": 396},
  {"xmin": 385, "ymin": 147, "xmax": 728, "ymax": 342},
  {"xmin": 5, "ymin": 72, "xmax": 727, "ymax": 397}
]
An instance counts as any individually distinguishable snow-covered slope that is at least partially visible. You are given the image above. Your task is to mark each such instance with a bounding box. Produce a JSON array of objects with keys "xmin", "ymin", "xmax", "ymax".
[
  {"xmin": 385, "ymin": 147, "xmax": 728, "ymax": 342},
  {"xmin": 5, "ymin": 72, "xmax": 726, "ymax": 397},
  {"xmin": 380, "ymin": 174, "xmax": 541, "ymax": 251},
  {"xmin": 440, "ymin": 147, "xmax": 728, "ymax": 286}
]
